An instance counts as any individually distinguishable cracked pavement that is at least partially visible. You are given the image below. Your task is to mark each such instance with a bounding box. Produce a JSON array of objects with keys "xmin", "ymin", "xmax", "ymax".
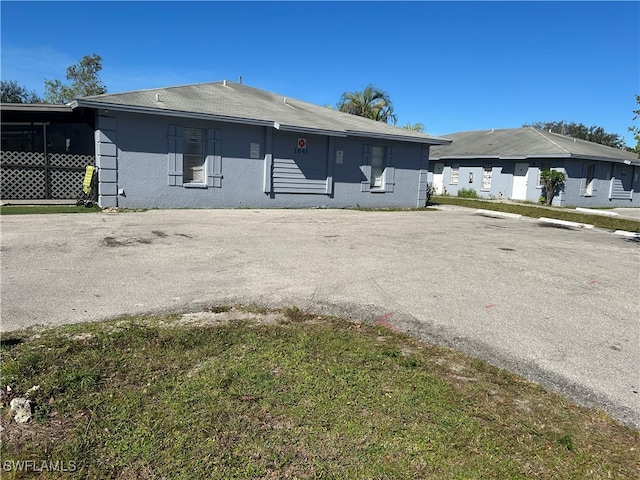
[{"xmin": 1, "ymin": 207, "xmax": 638, "ymax": 428}]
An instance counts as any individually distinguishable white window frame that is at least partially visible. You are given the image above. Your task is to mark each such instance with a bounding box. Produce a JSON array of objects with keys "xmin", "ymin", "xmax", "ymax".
[
  {"xmin": 370, "ymin": 146, "xmax": 385, "ymax": 188},
  {"xmin": 537, "ymin": 162, "xmax": 551, "ymax": 187},
  {"xmin": 183, "ymin": 127, "xmax": 206, "ymax": 185},
  {"xmin": 482, "ymin": 165, "xmax": 492, "ymax": 190},
  {"xmin": 584, "ymin": 164, "xmax": 596, "ymax": 196},
  {"xmin": 450, "ymin": 163, "xmax": 459, "ymax": 184}
]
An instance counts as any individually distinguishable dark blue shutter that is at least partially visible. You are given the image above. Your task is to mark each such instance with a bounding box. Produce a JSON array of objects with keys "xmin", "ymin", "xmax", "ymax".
[
  {"xmin": 385, "ymin": 147, "xmax": 395, "ymax": 192},
  {"xmin": 361, "ymin": 144, "xmax": 372, "ymax": 192},
  {"xmin": 168, "ymin": 125, "xmax": 183, "ymax": 186},
  {"xmin": 207, "ymin": 129, "xmax": 222, "ymax": 188}
]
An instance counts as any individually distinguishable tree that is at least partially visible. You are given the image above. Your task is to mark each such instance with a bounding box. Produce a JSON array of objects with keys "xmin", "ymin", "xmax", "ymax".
[
  {"xmin": 524, "ymin": 121, "xmax": 625, "ymax": 149},
  {"xmin": 44, "ymin": 54, "xmax": 107, "ymax": 104},
  {"xmin": 0, "ymin": 80, "xmax": 42, "ymax": 103},
  {"xmin": 539, "ymin": 169, "xmax": 566, "ymax": 205},
  {"xmin": 628, "ymin": 94, "xmax": 640, "ymax": 155},
  {"xmin": 337, "ymin": 84, "xmax": 397, "ymax": 125},
  {"xmin": 402, "ymin": 122, "xmax": 424, "ymax": 132}
]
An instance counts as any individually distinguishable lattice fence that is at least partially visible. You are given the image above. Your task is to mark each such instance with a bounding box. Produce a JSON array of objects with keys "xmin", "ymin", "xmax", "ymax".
[{"xmin": 1, "ymin": 151, "xmax": 95, "ymax": 200}]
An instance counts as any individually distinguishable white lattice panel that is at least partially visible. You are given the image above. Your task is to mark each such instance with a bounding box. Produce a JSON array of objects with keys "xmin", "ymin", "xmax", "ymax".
[
  {"xmin": 1, "ymin": 167, "xmax": 47, "ymax": 199},
  {"xmin": 0, "ymin": 151, "xmax": 95, "ymax": 200},
  {"xmin": 50, "ymin": 169, "xmax": 86, "ymax": 199},
  {"xmin": 1, "ymin": 151, "xmax": 45, "ymax": 166},
  {"xmin": 49, "ymin": 153, "xmax": 95, "ymax": 168}
]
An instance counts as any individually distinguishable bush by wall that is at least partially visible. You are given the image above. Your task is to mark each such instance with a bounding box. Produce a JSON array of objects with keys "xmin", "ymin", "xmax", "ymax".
[{"xmin": 457, "ymin": 188, "xmax": 479, "ymax": 199}]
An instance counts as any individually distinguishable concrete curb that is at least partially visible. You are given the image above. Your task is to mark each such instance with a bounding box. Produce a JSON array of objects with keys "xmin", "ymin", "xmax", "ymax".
[
  {"xmin": 538, "ymin": 217, "xmax": 594, "ymax": 229},
  {"xmin": 613, "ymin": 230, "xmax": 640, "ymax": 239},
  {"xmin": 575, "ymin": 207, "xmax": 619, "ymax": 217},
  {"xmin": 475, "ymin": 209, "xmax": 522, "ymax": 219}
]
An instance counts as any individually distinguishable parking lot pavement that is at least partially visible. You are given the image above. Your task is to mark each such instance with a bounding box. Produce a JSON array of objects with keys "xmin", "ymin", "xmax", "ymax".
[{"xmin": 1, "ymin": 207, "xmax": 639, "ymax": 428}]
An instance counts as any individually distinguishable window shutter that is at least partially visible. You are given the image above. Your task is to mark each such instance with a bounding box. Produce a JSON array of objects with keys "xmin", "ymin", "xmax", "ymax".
[
  {"xmin": 207, "ymin": 129, "xmax": 223, "ymax": 188},
  {"xmin": 168, "ymin": 125, "xmax": 183, "ymax": 186},
  {"xmin": 361, "ymin": 144, "xmax": 372, "ymax": 192},
  {"xmin": 384, "ymin": 167, "xmax": 395, "ymax": 192},
  {"xmin": 385, "ymin": 147, "xmax": 395, "ymax": 192}
]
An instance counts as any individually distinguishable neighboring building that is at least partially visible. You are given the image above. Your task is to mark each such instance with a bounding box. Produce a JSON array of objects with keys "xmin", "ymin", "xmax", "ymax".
[
  {"xmin": 64, "ymin": 81, "xmax": 451, "ymax": 209},
  {"xmin": 429, "ymin": 127, "xmax": 640, "ymax": 207},
  {"xmin": 1, "ymin": 104, "xmax": 95, "ymax": 201}
]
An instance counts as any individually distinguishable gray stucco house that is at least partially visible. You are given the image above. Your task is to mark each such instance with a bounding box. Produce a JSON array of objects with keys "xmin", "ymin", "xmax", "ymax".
[
  {"xmin": 429, "ymin": 128, "xmax": 640, "ymax": 207},
  {"xmin": 68, "ymin": 81, "xmax": 451, "ymax": 209}
]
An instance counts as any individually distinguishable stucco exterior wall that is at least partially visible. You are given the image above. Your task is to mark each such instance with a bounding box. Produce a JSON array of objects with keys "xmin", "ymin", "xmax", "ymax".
[
  {"xmin": 561, "ymin": 159, "xmax": 639, "ymax": 207},
  {"xmin": 429, "ymin": 158, "xmax": 639, "ymax": 207},
  {"xmin": 97, "ymin": 111, "xmax": 428, "ymax": 209}
]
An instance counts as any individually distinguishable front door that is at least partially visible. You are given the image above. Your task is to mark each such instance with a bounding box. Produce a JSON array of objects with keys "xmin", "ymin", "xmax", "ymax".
[
  {"xmin": 512, "ymin": 163, "xmax": 529, "ymax": 200},
  {"xmin": 432, "ymin": 162, "xmax": 444, "ymax": 194}
]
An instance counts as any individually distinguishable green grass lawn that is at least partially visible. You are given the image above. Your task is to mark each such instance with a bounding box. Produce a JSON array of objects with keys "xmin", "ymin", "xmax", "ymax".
[
  {"xmin": 431, "ymin": 196, "xmax": 640, "ymax": 232},
  {"xmin": 1, "ymin": 307, "xmax": 638, "ymax": 479},
  {"xmin": 0, "ymin": 205, "xmax": 101, "ymax": 215}
]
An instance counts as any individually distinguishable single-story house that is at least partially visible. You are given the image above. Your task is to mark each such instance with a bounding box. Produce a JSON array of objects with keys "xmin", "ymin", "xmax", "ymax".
[
  {"xmin": 428, "ymin": 127, "xmax": 640, "ymax": 207},
  {"xmin": 63, "ymin": 81, "xmax": 451, "ymax": 209},
  {"xmin": 1, "ymin": 104, "xmax": 95, "ymax": 200}
]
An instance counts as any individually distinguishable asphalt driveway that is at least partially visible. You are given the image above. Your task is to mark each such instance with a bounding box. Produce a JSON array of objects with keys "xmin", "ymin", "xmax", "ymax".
[{"xmin": 1, "ymin": 207, "xmax": 638, "ymax": 428}]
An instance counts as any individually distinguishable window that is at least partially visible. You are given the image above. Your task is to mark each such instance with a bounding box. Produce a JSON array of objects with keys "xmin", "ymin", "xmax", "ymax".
[
  {"xmin": 361, "ymin": 144, "xmax": 394, "ymax": 193},
  {"xmin": 537, "ymin": 162, "xmax": 551, "ymax": 187},
  {"xmin": 371, "ymin": 146, "xmax": 385, "ymax": 188},
  {"xmin": 183, "ymin": 128, "xmax": 205, "ymax": 183},
  {"xmin": 450, "ymin": 164, "xmax": 459, "ymax": 184},
  {"xmin": 584, "ymin": 164, "xmax": 596, "ymax": 196},
  {"xmin": 482, "ymin": 165, "xmax": 492, "ymax": 190},
  {"xmin": 168, "ymin": 125, "xmax": 222, "ymax": 188}
]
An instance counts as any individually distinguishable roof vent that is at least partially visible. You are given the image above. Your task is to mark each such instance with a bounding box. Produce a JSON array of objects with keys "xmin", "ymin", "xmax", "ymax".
[
  {"xmin": 155, "ymin": 94, "xmax": 160, "ymax": 102},
  {"xmin": 238, "ymin": 75, "xmax": 242, "ymax": 85},
  {"xmin": 223, "ymin": 80, "xmax": 227, "ymax": 87},
  {"xmin": 284, "ymin": 97, "xmax": 287, "ymax": 104}
]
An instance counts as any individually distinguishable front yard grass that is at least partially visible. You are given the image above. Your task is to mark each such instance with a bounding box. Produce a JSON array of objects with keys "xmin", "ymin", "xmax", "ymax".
[
  {"xmin": 1, "ymin": 308, "xmax": 638, "ymax": 479},
  {"xmin": 0, "ymin": 205, "xmax": 101, "ymax": 215},
  {"xmin": 431, "ymin": 196, "xmax": 640, "ymax": 232}
]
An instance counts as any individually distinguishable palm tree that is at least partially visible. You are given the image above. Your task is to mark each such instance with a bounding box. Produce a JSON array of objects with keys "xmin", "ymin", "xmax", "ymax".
[
  {"xmin": 403, "ymin": 122, "xmax": 425, "ymax": 132},
  {"xmin": 337, "ymin": 84, "xmax": 397, "ymax": 125}
]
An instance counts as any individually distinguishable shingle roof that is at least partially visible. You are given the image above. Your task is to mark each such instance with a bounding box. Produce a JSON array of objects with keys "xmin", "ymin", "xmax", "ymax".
[
  {"xmin": 71, "ymin": 81, "xmax": 450, "ymax": 145},
  {"xmin": 429, "ymin": 127, "xmax": 639, "ymax": 164}
]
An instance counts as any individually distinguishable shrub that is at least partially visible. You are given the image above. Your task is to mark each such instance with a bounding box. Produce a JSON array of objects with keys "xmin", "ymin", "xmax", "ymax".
[
  {"xmin": 457, "ymin": 188, "xmax": 479, "ymax": 198},
  {"xmin": 540, "ymin": 170, "xmax": 566, "ymax": 205},
  {"xmin": 425, "ymin": 183, "xmax": 436, "ymax": 205}
]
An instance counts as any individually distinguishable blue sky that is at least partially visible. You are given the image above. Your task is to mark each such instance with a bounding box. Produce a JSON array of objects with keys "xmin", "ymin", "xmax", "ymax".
[{"xmin": 2, "ymin": 1, "xmax": 638, "ymax": 145}]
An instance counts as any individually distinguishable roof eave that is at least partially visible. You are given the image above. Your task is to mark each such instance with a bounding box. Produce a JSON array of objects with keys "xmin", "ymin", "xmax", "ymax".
[
  {"xmin": 430, "ymin": 152, "xmax": 640, "ymax": 166},
  {"xmin": 430, "ymin": 154, "xmax": 529, "ymax": 160},
  {"xmin": 567, "ymin": 153, "xmax": 640, "ymax": 165},
  {"xmin": 347, "ymin": 130, "xmax": 452, "ymax": 145},
  {"xmin": 276, "ymin": 124, "xmax": 347, "ymax": 138},
  {"xmin": 71, "ymin": 99, "xmax": 274, "ymax": 128},
  {"xmin": 2, "ymin": 103, "xmax": 73, "ymax": 113}
]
